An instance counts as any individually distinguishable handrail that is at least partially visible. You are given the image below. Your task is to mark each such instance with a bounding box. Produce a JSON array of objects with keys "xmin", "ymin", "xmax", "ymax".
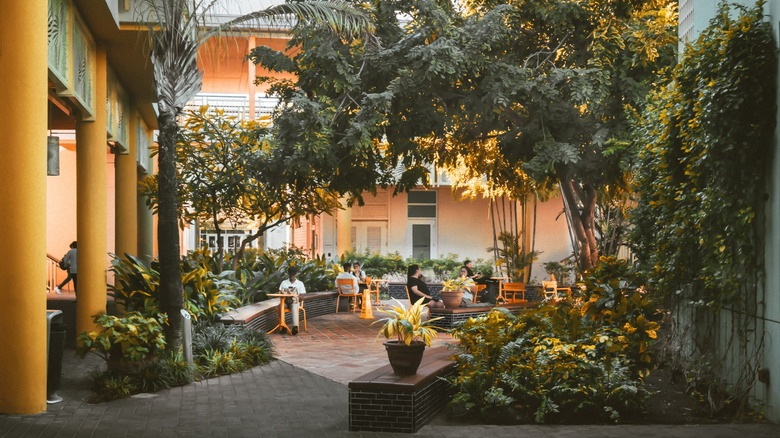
[{"xmin": 46, "ymin": 254, "xmax": 61, "ymax": 294}]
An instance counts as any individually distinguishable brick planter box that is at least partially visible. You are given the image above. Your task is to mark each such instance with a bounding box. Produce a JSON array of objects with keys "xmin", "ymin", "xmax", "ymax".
[
  {"xmin": 348, "ymin": 347, "xmax": 456, "ymax": 433},
  {"xmin": 429, "ymin": 301, "xmax": 537, "ymax": 331}
]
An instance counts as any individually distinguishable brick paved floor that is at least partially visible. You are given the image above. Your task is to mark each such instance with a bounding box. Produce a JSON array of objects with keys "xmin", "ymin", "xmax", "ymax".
[
  {"xmin": 1, "ymin": 310, "xmax": 779, "ymax": 437},
  {"xmin": 271, "ymin": 308, "xmax": 457, "ymax": 384}
]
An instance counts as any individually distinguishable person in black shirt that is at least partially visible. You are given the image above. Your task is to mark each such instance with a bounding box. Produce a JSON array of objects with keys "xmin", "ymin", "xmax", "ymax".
[
  {"xmin": 464, "ymin": 260, "xmax": 483, "ymax": 282},
  {"xmin": 407, "ymin": 264, "xmax": 444, "ymax": 308}
]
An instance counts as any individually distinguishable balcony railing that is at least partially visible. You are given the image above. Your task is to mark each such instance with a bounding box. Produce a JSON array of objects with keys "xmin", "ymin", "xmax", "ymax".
[{"xmin": 182, "ymin": 93, "xmax": 280, "ymax": 122}]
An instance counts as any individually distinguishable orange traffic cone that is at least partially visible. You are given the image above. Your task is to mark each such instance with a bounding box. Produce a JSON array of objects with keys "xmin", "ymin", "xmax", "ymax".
[{"xmin": 359, "ymin": 288, "xmax": 374, "ymax": 319}]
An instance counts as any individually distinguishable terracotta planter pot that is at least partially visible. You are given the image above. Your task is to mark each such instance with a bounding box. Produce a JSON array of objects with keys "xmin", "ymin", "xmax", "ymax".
[
  {"xmin": 439, "ymin": 289, "xmax": 464, "ymax": 309},
  {"xmin": 383, "ymin": 340, "xmax": 426, "ymax": 376}
]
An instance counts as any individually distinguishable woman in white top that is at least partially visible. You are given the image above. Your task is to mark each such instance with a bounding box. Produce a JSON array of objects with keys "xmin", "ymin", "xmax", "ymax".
[{"xmin": 278, "ymin": 267, "xmax": 306, "ymax": 335}]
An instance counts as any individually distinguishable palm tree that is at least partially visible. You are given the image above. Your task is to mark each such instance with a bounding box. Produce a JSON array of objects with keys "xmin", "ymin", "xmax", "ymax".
[{"xmin": 141, "ymin": 0, "xmax": 372, "ymax": 351}]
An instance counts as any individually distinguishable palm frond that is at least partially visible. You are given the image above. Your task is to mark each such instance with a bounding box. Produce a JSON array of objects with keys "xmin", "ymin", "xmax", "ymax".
[{"xmin": 218, "ymin": 1, "xmax": 373, "ymax": 37}]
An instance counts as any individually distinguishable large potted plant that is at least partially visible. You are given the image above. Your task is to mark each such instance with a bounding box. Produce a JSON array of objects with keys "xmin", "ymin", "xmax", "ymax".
[{"xmin": 375, "ymin": 298, "xmax": 442, "ymax": 375}]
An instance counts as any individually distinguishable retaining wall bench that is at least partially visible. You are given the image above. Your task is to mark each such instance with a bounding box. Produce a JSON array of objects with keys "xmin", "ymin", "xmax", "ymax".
[
  {"xmin": 219, "ymin": 291, "xmax": 338, "ymax": 331},
  {"xmin": 348, "ymin": 346, "xmax": 457, "ymax": 433}
]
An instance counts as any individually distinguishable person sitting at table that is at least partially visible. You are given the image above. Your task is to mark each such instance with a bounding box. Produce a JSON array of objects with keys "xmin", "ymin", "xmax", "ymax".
[
  {"xmin": 407, "ymin": 264, "xmax": 444, "ymax": 309},
  {"xmin": 352, "ymin": 262, "xmax": 367, "ymax": 293},
  {"xmin": 456, "ymin": 266, "xmax": 477, "ymax": 306},
  {"xmin": 464, "ymin": 259, "xmax": 483, "ymax": 282},
  {"xmin": 279, "ymin": 266, "xmax": 306, "ymax": 335},
  {"xmin": 336, "ymin": 262, "xmax": 360, "ymax": 310}
]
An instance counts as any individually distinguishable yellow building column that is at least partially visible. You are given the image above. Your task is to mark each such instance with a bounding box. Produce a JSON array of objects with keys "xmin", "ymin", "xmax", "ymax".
[
  {"xmin": 75, "ymin": 46, "xmax": 108, "ymax": 337},
  {"xmin": 336, "ymin": 198, "xmax": 352, "ymax": 257},
  {"xmin": 137, "ymin": 123, "xmax": 155, "ymax": 265},
  {"xmin": 0, "ymin": 0, "xmax": 49, "ymax": 414},
  {"xmin": 115, "ymin": 108, "xmax": 139, "ymax": 259}
]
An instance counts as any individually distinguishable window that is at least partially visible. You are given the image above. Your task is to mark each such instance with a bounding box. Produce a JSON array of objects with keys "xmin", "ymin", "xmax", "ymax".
[{"xmin": 407, "ymin": 191, "xmax": 437, "ymax": 218}]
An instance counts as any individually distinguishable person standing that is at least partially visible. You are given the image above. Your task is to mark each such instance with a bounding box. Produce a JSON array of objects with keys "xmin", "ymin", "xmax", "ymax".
[
  {"xmin": 278, "ymin": 267, "xmax": 306, "ymax": 335},
  {"xmin": 55, "ymin": 241, "xmax": 77, "ymax": 295}
]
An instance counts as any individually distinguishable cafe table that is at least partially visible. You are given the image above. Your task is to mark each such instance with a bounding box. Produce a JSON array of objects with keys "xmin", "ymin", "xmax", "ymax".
[{"xmin": 266, "ymin": 292, "xmax": 298, "ymax": 334}]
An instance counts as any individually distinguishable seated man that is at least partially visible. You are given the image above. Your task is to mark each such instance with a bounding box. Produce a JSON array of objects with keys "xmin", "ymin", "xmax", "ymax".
[
  {"xmin": 278, "ymin": 266, "xmax": 306, "ymax": 335},
  {"xmin": 336, "ymin": 262, "xmax": 360, "ymax": 310}
]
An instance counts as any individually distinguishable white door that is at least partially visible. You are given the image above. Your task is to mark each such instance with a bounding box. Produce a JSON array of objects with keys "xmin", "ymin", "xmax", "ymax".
[{"xmin": 407, "ymin": 220, "xmax": 437, "ymax": 260}]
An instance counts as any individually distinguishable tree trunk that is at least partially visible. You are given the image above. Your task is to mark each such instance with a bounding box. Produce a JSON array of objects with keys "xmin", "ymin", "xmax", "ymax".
[
  {"xmin": 232, "ymin": 228, "xmax": 266, "ymax": 271},
  {"xmin": 157, "ymin": 110, "xmax": 184, "ymax": 353},
  {"xmin": 213, "ymin": 209, "xmax": 224, "ymax": 274},
  {"xmin": 559, "ymin": 175, "xmax": 599, "ymax": 271}
]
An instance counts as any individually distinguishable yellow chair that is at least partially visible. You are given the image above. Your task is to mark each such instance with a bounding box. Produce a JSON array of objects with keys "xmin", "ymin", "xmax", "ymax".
[
  {"xmin": 499, "ymin": 282, "xmax": 526, "ymax": 303},
  {"xmin": 336, "ymin": 278, "xmax": 359, "ymax": 313},
  {"xmin": 473, "ymin": 284, "xmax": 486, "ymax": 303},
  {"xmin": 283, "ymin": 300, "xmax": 307, "ymax": 332}
]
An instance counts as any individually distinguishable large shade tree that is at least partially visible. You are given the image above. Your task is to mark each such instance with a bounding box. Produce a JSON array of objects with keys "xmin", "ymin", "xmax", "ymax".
[
  {"xmin": 250, "ymin": 0, "xmax": 677, "ymax": 271},
  {"xmin": 139, "ymin": 0, "xmax": 371, "ymax": 351}
]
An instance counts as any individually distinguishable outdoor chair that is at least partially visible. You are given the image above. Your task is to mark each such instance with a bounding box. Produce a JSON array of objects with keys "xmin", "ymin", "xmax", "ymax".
[
  {"xmin": 336, "ymin": 278, "xmax": 359, "ymax": 313},
  {"xmin": 499, "ymin": 282, "xmax": 526, "ymax": 303},
  {"xmin": 473, "ymin": 284, "xmax": 486, "ymax": 303},
  {"xmin": 283, "ymin": 300, "xmax": 307, "ymax": 332},
  {"xmin": 405, "ymin": 286, "xmax": 431, "ymax": 318},
  {"xmin": 542, "ymin": 280, "xmax": 558, "ymax": 300}
]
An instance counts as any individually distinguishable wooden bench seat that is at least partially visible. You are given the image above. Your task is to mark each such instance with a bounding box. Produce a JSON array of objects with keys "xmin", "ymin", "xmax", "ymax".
[
  {"xmin": 219, "ymin": 291, "xmax": 338, "ymax": 331},
  {"xmin": 348, "ymin": 346, "xmax": 457, "ymax": 433}
]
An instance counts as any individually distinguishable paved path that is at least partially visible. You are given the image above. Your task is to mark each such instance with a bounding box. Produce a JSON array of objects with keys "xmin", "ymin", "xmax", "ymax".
[{"xmin": 1, "ymin": 312, "xmax": 778, "ymax": 437}]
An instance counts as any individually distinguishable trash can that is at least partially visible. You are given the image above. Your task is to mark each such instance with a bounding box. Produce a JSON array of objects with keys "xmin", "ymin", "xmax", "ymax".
[{"xmin": 46, "ymin": 309, "xmax": 65, "ymax": 404}]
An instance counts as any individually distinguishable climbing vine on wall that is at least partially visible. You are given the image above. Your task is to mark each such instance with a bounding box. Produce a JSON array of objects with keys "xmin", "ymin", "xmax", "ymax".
[{"xmin": 632, "ymin": 1, "xmax": 776, "ymax": 310}]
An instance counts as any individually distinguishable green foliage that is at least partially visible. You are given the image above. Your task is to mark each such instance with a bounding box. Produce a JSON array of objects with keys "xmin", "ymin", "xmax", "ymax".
[
  {"xmin": 108, "ymin": 252, "xmax": 239, "ymax": 322},
  {"xmin": 228, "ymin": 246, "xmax": 337, "ymax": 304},
  {"xmin": 86, "ymin": 322, "xmax": 273, "ymax": 402},
  {"xmin": 252, "ymin": 0, "xmax": 678, "ymax": 270},
  {"xmin": 632, "ymin": 1, "xmax": 776, "ymax": 309},
  {"xmin": 341, "ymin": 249, "xmax": 494, "ymax": 280},
  {"xmin": 341, "ymin": 250, "xmax": 408, "ymax": 276},
  {"xmin": 108, "ymin": 254, "xmax": 160, "ymax": 315},
  {"xmin": 374, "ymin": 298, "xmax": 443, "ymax": 346},
  {"xmin": 543, "ymin": 260, "xmax": 575, "ymax": 283},
  {"xmin": 449, "ymin": 258, "xmax": 660, "ymax": 423},
  {"xmin": 492, "ymin": 232, "xmax": 539, "ymax": 282},
  {"xmin": 103, "ymin": 376, "xmax": 136, "ymax": 400},
  {"xmin": 77, "ymin": 312, "xmax": 167, "ymax": 367},
  {"xmin": 193, "ymin": 322, "xmax": 274, "ymax": 377}
]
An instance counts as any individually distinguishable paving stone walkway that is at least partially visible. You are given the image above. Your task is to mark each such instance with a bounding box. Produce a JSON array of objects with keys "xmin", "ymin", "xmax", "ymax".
[{"xmin": 1, "ymin": 312, "xmax": 778, "ymax": 437}]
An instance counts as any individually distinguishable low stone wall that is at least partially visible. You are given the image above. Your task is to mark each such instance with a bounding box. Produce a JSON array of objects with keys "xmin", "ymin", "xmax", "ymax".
[
  {"xmin": 387, "ymin": 282, "xmax": 443, "ymax": 301},
  {"xmin": 429, "ymin": 302, "xmax": 537, "ymax": 331},
  {"xmin": 219, "ymin": 291, "xmax": 338, "ymax": 332}
]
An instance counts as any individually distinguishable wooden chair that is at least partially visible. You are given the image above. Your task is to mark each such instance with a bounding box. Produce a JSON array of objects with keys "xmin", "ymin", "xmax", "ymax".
[
  {"xmin": 336, "ymin": 278, "xmax": 359, "ymax": 313},
  {"xmin": 542, "ymin": 280, "xmax": 558, "ymax": 300},
  {"xmin": 405, "ymin": 286, "xmax": 430, "ymax": 318},
  {"xmin": 283, "ymin": 300, "xmax": 307, "ymax": 332},
  {"xmin": 473, "ymin": 284, "xmax": 486, "ymax": 303},
  {"xmin": 499, "ymin": 282, "xmax": 526, "ymax": 303}
]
